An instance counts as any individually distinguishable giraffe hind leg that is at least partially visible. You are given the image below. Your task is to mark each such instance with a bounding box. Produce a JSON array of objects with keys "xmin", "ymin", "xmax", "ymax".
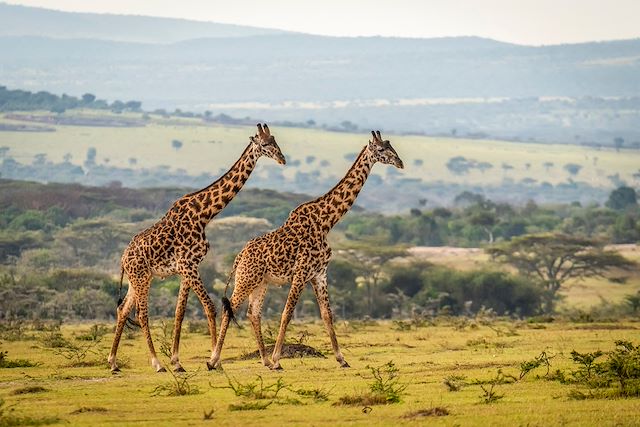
[
  {"xmin": 108, "ymin": 290, "xmax": 135, "ymax": 372},
  {"xmin": 247, "ymin": 284, "xmax": 271, "ymax": 368},
  {"xmin": 130, "ymin": 274, "xmax": 166, "ymax": 373},
  {"xmin": 271, "ymin": 274, "xmax": 306, "ymax": 370},
  {"xmin": 311, "ymin": 274, "xmax": 349, "ymax": 368}
]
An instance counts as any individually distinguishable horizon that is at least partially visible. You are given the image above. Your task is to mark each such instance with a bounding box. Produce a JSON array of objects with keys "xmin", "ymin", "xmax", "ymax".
[{"xmin": 3, "ymin": 0, "xmax": 640, "ymax": 46}]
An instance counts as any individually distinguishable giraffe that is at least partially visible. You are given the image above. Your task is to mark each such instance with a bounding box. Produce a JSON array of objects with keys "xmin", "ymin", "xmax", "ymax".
[
  {"xmin": 108, "ymin": 123, "xmax": 286, "ymax": 373},
  {"xmin": 210, "ymin": 130, "xmax": 403, "ymax": 370}
]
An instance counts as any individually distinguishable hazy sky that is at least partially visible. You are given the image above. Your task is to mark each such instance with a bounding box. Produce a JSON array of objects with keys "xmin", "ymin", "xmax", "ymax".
[{"xmin": 6, "ymin": 0, "xmax": 640, "ymax": 45}]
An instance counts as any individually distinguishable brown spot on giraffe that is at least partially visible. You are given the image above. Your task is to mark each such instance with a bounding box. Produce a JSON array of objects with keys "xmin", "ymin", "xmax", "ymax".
[
  {"xmin": 108, "ymin": 123, "xmax": 286, "ymax": 373},
  {"xmin": 211, "ymin": 130, "xmax": 403, "ymax": 370}
]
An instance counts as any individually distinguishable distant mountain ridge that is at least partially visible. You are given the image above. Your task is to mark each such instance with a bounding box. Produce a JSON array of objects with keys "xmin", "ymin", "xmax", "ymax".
[
  {"xmin": 1, "ymin": 2, "xmax": 639, "ymax": 144},
  {"xmin": 0, "ymin": 2, "xmax": 288, "ymax": 43}
]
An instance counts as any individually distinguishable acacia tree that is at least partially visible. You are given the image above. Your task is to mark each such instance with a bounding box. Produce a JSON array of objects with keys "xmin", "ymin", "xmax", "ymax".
[
  {"xmin": 335, "ymin": 244, "xmax": 407, "ymax": 317},
  {"xmin": 486, "ymin": 233, "xmax": 635, "ymax": 313}
]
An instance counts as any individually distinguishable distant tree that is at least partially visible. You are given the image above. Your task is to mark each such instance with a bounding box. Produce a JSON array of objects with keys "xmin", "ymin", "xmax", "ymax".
[
  {"xmin": 337, "ymin": 245, "xmax": 407, "ymax": 317},
  {"xmin": 614, "ymin": 137, "xmax": 625, "ymax": 152},
  {"xmin": 543, "ymin": 161, "xmax": 554, "ymax": 172},
  {"xmin": 447, "ymin": 156, "xmax": 474, "ymax": 175},
  {"xmin": 563, "ymin": 163, "xmax": 582, "ymax": 176},
  {"xmin": 469, "ymin": 210, "xmax": 497, "ymax": 244},
  {"xmin": 453, "ymin": 191, "xmax": 485, "ymax": 207},
  {"xmin": 477, "ymin": 161, "xmax": 493, "ymax": 174},
  {"xmin": 81, "ymin": 93, "xmax": 96, "ymax": 104},
  {"xmin": 413, "ymin": 159, "xmax": 424, "ymax": 167},
  {"xmin": 339, "ymin": 120, "xmax": 358, "ymax": 132},
  {"xmin": 305, "ymin": 155, "xmax": 316, "ymax": 165},
  {"xmin": 487, "ymin": 233, "xmax": 635, "ymax": 313},
  {"xmin": 606, "ymin": 186, "xmax": 638, "ymax": 211},
  {"xmin": 125, "ymin": 100, "xmax": 142, "ymax": 112},
  {"xmin": 85, "ymin": 147, "xmax": 97, "ymax": 166},
  {"xmin": 501, "ymin": 162, "xmax": 514, "ymax": 173},
  {"xmin": 171, "ymin": 139, "xmax": 183, "ymax": 151}
]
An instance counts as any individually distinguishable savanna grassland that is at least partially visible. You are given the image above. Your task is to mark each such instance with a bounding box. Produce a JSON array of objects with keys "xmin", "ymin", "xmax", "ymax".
[
  {"xmin": 2, "ymin": 111, "xmax": 639, "ymax": 188},
  {"xmin": 1, "ymin": 318, "xmax": 639, "ymax": 426}
]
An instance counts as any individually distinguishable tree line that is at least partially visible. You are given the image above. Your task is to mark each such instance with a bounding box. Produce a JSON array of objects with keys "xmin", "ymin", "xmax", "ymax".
[
  {"xmin": 0, "ymin": 179, "xmax": 637, "ymax": 321},
  {"xmin": 0, "ymin": 86, "xmax": 141, "ymax": 114}
]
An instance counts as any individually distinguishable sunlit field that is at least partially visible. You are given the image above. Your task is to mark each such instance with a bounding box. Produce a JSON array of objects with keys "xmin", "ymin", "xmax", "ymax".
[
  {"xmin": 1, "ymin": 318, "xmax": 639, "ymax": 426},
  {"xmin": 2, "ymin": 111, "xmax": 639, "ymax": 187}
]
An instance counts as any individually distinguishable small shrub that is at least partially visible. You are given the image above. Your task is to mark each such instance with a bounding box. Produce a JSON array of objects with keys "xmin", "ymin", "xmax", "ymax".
[
  {"xmin": 0, "ymin": 350, "xmax": 39, "ymax": 368},
  {"xmin": 152, "ymin": 365, "xmax": 200, "ymax": 397},
  {"xmin": 0, "ymin": 398, "xmax": 61, "ymax": 426},
  {"xmin": 10, "ymin": 386, "xmax": 49, "ymax": 395},
  {"xmin": 52, "ymin": 338, "xmax": 102, "ymax": 367},
  {"xmin": 403, "ymin": 407, "xmax": 450, "ymax": 418},
  {"xmin": 40, "ymin": 331, "xmax": 69, "ymax": 348},
  {"xmin": 335, "ymin": 361, "xmax": 407, "ymax": 406},
  {"xmin": 203, "ymin": 409, "xmax": 214, "ymax": 420},
  {"xmin": 368, "ymin": 361, "xmax": 407, "ymax": 403},
  {"xmin": 74, "ymin": 324, "xmax": 109, "ymax": 341},
  {"xmin": 478, "ymin": 370, "xmax": 507, "ymax": 404},
  {"xmin": 228, "ymin": 401, "xmax": 272, "ymax": 411},
  {"xmin": 290, "ymin": 386, "xmax": 331, "ymax": 402},
  {"xmin": 519, "ymin": 351, "xmax": 554, "ymax": 380},
  {"xmin": 217, "ymin": 375, "xmax": 287, "ymax": 400},
  {"xmin": 443, "ymin": 375, "xmax": 467, "ymax": 392}
]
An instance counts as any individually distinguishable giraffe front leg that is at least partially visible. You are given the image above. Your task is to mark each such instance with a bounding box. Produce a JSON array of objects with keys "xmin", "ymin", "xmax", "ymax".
[
  {"xmin": 108, "ymin": 291, "xmax": 135, "ymax": 372},
  {"xmin": 271, "ymin": 278, "xmax": 305, "ymax": 371},
  {"xmin": 311, "ymin": 274, "xmax": 349, "ymax": 368},
  {"xmin": 170, "ymin": 282, "xmax": 190, "ymax": 372}
]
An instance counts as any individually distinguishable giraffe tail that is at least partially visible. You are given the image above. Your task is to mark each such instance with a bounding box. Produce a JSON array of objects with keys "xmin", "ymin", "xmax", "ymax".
[{"xmin": 221, "ymin": 257, "xmax": 239, "ymax": 327}]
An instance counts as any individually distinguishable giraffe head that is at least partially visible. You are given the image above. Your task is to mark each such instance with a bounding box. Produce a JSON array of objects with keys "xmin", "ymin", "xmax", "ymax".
[
  {"xmin": 250, "ymin": 123, "xmax": 286, "ymax": 165},
  {"xmin": 368, "ymin": 130, "xmax": 404, "ymax": 169}
]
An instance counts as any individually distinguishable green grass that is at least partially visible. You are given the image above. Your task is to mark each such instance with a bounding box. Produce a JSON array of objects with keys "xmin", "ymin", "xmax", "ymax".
[
  {"xmin": 2, "ymin": 110, "xmax": 639, "ymax": 188},
  {"xmin": 1, "ymin": 320, "xmax": 639, "ymax": 426}
]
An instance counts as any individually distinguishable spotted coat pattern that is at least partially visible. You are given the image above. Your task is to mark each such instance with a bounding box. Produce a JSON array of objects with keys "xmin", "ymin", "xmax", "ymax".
[
  {"xmin": 211, "ymin": 131, "xmax": 404, "ymax": 370},
  {"xmin": 108, "ymin": 124, "xmax": 285, "ymax": 372}
]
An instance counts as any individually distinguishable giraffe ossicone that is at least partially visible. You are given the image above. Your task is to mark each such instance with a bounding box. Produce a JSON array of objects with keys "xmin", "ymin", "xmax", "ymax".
[
  {"xmin": 107, "ymin": 124, "xmax": 285, "ymax": 373},
  {"xmin": 210, "ymin": 130, "xmax": 403, "ymax": 371}
]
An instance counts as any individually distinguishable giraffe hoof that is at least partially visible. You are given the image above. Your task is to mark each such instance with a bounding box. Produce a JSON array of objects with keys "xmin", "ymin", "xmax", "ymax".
[
  {"xmin": 340, "ymin": 361, "xmax": 351, "ymax": 368},
  {"xmin": 156, "ymin": 367, "xmax": 167, "ymax": 373},
  {"xmin": 206, "ymin": 361, "xmax": 220, "ymax": 371},
  {"xmin": 271, "ymin": 365, "xmax": 284, "ymax": 371},
  {"xmin": 174, "ymin": 366, "xmax": 186, "ymax": 373},
  {"xmin": 111, "ymin": 367, "xmax": 121, "ymax": 374}
]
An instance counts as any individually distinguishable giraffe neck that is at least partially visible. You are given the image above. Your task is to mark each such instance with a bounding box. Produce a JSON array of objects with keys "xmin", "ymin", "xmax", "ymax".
[
  {"xmin": 173, "ymin": 144, "xmax": 258, "ymax": 225},
  {"xmin": 316, "ymin": 146, "xmax": 373, "ymax": 232}
]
